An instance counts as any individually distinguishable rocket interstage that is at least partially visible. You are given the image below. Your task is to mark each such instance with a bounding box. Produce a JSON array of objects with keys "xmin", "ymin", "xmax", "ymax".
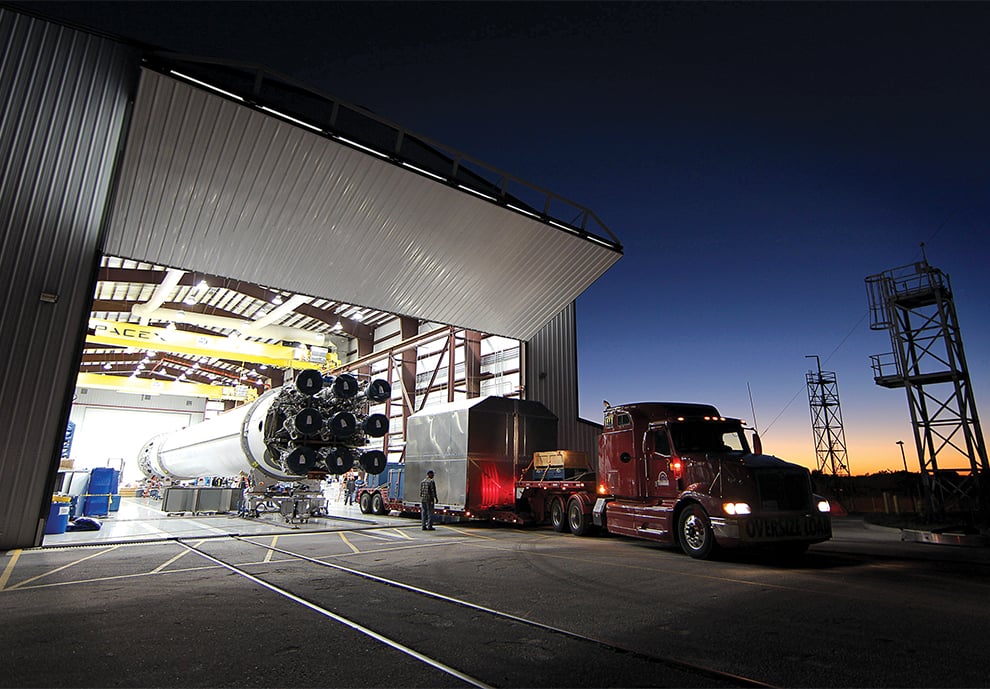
[{"xmin": 138, "ymin": 370, "xmax": 391, "ymax": 481}]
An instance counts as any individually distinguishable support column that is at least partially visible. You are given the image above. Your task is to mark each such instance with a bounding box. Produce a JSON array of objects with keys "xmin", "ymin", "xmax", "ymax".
[{"xmin": 464, "ymin": 330, "xmax": 482, "ymax": 398}]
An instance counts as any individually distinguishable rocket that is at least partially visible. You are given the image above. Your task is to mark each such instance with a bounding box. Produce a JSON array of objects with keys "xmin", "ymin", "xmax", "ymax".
[{"xmin": 138, "ymin": 369, "xmax": 391, "ymax": 481}]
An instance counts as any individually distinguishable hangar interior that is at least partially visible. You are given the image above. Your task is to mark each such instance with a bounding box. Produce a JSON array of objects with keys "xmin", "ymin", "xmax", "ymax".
[{"xmin": 0, "ymin": 8, "xmax": 621, "ymax": 549}]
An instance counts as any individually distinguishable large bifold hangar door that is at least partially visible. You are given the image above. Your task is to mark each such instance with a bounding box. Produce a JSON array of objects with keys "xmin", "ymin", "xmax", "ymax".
[{"xmin": 104, "ymin": 67, "xmax": 622, "ymax": 342}]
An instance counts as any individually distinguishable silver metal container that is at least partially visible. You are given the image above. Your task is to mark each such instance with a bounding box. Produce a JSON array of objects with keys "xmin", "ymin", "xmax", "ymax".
[{"xmin": 404, "ymin": 397, "xmax": 558, "ymax": 513}]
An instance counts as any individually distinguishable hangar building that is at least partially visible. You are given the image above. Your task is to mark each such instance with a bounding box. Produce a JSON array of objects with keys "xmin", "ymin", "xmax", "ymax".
[{"xmin": 0, "ymin": 7, "xmax": 622, "ymax": 550}]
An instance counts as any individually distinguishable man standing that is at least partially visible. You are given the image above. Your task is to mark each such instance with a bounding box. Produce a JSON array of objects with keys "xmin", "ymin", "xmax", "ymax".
[
  {"xmin": 344, "ymin": 473, "xmax": 356, "ymax": 506},
  {"xmin": 420, "ymin": 470, "xmax": 438, "ymax": 530}
]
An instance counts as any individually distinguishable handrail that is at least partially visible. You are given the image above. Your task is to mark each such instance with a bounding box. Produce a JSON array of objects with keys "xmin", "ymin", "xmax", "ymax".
[{"xmin": 144, "ymin": 53, "xmax": 623, "ymax": 251}]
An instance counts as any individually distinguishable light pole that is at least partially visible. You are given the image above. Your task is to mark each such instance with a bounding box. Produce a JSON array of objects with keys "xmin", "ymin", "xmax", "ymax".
[{"xmin": 897, "ymin": 440, "xmax": 915, "ymax": 512}]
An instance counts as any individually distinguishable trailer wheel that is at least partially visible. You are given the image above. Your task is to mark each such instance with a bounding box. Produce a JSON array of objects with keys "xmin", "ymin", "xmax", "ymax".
[
  {"xmin": 359, "ymin": 491, "xmax": 372, "ymax": 514},
  {"xmin": 372, "ymin": 492, "xmax": 386, "ymax": 515},
  {"xmin": 678, "ymin": 504, "xmax": 716, "ymax": 559},
  {"xmin": 567, "ymin": 499, "xmax": 590, "ymax": 536},
  {"xmin": 550, "ymin": 498, "xmax": 569, "ymax": 533}
]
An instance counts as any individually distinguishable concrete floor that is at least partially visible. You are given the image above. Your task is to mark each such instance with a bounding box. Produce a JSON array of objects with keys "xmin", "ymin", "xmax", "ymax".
[
  {"xmin": 5, "ymin": 509, "xmax": 990, "ymax": 687},
  {"xmin": 41, "ymin": 495, "xmax": 396, "ymax": 546}
]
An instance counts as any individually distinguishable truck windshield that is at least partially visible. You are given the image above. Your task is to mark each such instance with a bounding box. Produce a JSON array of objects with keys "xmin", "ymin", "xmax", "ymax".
[{"xmin": 669, "ymin": 421, "xmax": 748, "ymax": 454}]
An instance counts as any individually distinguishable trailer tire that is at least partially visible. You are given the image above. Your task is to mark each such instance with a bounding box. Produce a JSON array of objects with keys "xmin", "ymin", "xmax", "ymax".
[
  {"xmin": 567, "ymin": 499, "xmax": 590, "ymax": 536},
  {"xmin": 372, "ymin": 492, "xmax": 386, "ymax": 515},
  {"xmin": 359, "ymin": 492, "xmax": 372, "ymax": 514},
  {"xmin": 550, "ymin": 498, "xmax": 569, "ymax": 533},
  {"xmin": 678, "ymin": 503, "xmax": 716, "ymax": 559}
]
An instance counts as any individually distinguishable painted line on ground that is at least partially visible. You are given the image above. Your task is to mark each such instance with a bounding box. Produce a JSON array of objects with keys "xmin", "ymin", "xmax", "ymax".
[
  {"xmin": 0, "ymin": 550, "xmax": 22, "ymax": 590},
  {"xmin": 4, "ymin": 544, "xmax": 122, "ymax": 590}
]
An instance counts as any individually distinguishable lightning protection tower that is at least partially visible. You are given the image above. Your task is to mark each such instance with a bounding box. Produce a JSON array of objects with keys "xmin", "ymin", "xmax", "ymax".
[
  {"xmin": 866, "ymin": 258, "xmax": 988, "ymax": 517},
  {"xmin": 806, "ymin": 356, "xmax": 851, "ymax": 483}
]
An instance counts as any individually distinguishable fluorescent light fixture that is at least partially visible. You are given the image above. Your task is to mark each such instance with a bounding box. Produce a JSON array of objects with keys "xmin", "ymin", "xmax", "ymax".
[
  {"xmin": 168, "ymin": 70, "xmax": 245, "ymax": 101},
  {"xmin": 457, "ymin": 184, "xmax": 498, "ymax": 202},
  {"xmin": 103, "ymin": 363, "xmax": 112, "ymax": 370},
  {"xmin": 259, "ymin": 105, "xmax": 322, "ymax": 132},
  {"xmin": 272, "ymin": 295, "xmax": 283, "ymax": 305},
  {"xmin": 586, "ymin": 234, "xmax": 616, "ymax": 248},
  {"xmin": 506, "ymin": 204, "xmax": 540, "ymax": 219},
  {"xmin": 401, "ymin": 162, "xmax": 446, "ymax": 181},
  {"xmin": 333, "ymin": 135, "xmax": 388, "ymax": 159},
  {"xmin": 549, "ymin": 220, "xmax": 582, "ymax": 235}
]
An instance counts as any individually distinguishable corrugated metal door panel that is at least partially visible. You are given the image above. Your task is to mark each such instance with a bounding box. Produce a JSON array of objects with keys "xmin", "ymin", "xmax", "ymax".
[
  {"xmin": 526, "ymin": 302, "xmax": 591, "ymax": 455},
  {"xmin": 103, "ymin": 70, "xmax": 620, "ymax": 342},
  {"xmin": 0, "ymin": 9, "xmax": 138, "ymax": 549}
]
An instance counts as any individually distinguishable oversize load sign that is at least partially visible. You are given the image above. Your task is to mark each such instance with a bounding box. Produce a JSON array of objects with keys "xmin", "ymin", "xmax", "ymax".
[{"xmin": 743, "ymin": 515, "xmax": 831, "ymax": 541}]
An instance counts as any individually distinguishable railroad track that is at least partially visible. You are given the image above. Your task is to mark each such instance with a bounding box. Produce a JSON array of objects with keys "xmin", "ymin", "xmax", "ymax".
[{"xmin": 177, "ymin": 534, "xmax": 775, "ymax": 689}]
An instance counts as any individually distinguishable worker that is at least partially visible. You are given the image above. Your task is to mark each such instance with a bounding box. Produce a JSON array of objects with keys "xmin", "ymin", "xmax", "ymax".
[
  {"xmin": 344, "ymin": 473, "xmax": 357, "ymax": 506},
  {"xmin": 420, "ymin": 470, "xmax": 438, "ymax": 530}
]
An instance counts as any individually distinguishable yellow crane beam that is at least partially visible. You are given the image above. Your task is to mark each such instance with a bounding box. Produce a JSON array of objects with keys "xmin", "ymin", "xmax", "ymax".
[
  {"xmin": 76, "ymin": 372, "xmax": 259, "ymax": 401},
  {"xmin": 87, "ymin": 318, "xmax": 340, "ymax": 369}
]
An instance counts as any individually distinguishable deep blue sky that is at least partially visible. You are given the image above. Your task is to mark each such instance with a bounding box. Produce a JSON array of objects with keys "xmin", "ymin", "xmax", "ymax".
[{"xmin": 22, "ymin": 1, "xmax": 990, "ymax": 473}]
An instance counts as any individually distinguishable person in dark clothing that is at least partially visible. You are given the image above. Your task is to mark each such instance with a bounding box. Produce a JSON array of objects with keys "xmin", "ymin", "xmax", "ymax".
[
  {"xmin": 344, "ymin": 474, "xmax": 357, "ymax": 505},
  {"xmin": 420, "ymin": 470, "xmax": 438, "ymax": 530}
]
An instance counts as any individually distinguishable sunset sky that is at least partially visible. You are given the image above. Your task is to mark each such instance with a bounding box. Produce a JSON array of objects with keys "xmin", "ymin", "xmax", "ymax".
[{"xmin": 23, "ymin": 1, "xmax": 990, "ymax": 475}]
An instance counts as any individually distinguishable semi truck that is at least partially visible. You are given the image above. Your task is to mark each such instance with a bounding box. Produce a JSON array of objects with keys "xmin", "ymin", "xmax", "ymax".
[{"xmin": 357, "ymin": 397, "xmax": 831, "ymax": 558}]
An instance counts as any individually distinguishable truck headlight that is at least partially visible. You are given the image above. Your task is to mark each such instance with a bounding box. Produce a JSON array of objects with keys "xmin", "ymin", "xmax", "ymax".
[
  {"xmin": 816, "ymin": 499, "xmax": 831, "ymax": 513},
  {"xmin": 723, "ymin": 502, "xmax": 751, "ymax": 515}
]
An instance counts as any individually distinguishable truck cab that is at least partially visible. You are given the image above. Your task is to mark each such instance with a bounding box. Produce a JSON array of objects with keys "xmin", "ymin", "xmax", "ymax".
[{"xmin": 596, "ymin": 403, "xmax": 831, "ymax": 558}]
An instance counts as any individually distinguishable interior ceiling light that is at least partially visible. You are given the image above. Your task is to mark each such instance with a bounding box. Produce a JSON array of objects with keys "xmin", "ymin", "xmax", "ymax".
[
  {"xmin": 166, "ymin": 322, "xmax": 176, "ymax": 331},
  {"xmin": 103, "ymin": 362, "xmax": 112, "ymax": 370},
  {"xmin": 182, "ymin": 281, "xmax": 210, "ymax": 306},
  {"xmin": 333, "ymin": 321, "xmax": 343, "ymax": 331},
  {"xmin": 272, "ymin": 294, "xmax": 283, "ymax": 305}
]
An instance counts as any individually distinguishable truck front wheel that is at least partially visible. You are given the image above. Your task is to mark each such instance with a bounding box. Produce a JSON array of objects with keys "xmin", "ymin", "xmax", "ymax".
[
  {"xmin": 568, "ymin": 499, "xmax": 590, "ymax": 536},
  {"xmin": 550, "ymin": 498, "xmax": 569, "ymax": 533},
  {"xmin": 678, "ymin": 504, "xmax": 716, "ymax": 559}
]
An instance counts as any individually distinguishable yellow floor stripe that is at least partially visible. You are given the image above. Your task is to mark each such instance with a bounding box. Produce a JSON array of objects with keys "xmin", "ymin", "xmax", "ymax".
[
  {"xmin": 5, "ymin": 544, "xmax": 121, "ymax": 590},
  {"xmin": 386, "ymin": 528, "xmax": 413, "ymax": 540},
  {"xmin": 0, "ymin": 550, "xmax": 22, "ymax": 590},
  {"xmin": 150, "ymin": 539, "xmax": 206, "ymax": 573},
  {"xmin": 264, "ymin": 536, "xmax": 279, "ymax": 562},
  {"xmin": 339, "ymin": 532, "xmax": 361, "ymax": 553},
  {"xmin": 440, "ymin": 525, "xmax": 496, "ymax": 540}
]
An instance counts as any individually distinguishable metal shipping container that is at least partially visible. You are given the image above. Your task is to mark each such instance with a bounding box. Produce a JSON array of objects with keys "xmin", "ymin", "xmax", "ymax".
[{"xmin": 404, "ymin": 397, "xmax": 558, "ymax": 514}]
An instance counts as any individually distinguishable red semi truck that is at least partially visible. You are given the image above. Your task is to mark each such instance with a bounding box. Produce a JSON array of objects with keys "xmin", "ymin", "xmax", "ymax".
[{"xmin": 358, "ymin": 397, "xmax": 831, "ymax": 558}]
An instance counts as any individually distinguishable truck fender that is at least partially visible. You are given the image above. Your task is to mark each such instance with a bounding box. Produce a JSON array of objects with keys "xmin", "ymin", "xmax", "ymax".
[{"xmin": 568, "ymin": 491, "xmax": 595, "ymax": 514}]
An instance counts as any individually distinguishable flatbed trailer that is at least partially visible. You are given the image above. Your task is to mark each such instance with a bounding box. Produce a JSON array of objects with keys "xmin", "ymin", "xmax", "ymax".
[{"xmin": 357, "ymin": 397, "xmax": 831, "ymax": 559}]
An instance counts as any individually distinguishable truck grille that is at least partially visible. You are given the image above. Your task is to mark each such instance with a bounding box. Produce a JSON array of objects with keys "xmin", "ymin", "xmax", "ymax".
[{"xmin": 755, "ymin": 471, "xmax": 811, "ymax": 511}]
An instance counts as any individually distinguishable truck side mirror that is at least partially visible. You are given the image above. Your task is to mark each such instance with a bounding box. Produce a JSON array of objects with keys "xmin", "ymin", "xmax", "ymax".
[{"xmin": 752, "ymin": 432, "xmax": 763, "ymax": 455}]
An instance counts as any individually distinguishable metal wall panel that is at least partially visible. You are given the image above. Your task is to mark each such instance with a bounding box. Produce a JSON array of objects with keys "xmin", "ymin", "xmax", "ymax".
[
  {"xmin": 0, "ymin": 9, "xmax": 138, "ymax": 549},
  {"xmin": 526, "ymin": 302, "xmax": 601, "ymax": 460},
  {"xmin": 103, "ymin": 70, "xmax": 621, "ymax": 342}
]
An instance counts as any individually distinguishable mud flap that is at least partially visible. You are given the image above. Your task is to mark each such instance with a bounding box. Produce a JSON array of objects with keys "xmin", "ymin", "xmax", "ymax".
[{"xmin": 593, "ymin": 497, "xmax": 611, "ymax": 527}]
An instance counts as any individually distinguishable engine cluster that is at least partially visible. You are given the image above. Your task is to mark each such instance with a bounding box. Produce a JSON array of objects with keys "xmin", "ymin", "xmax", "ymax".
[{"xmin": 263, "ymin": 369, "xmax": 391, "ymax": 476}]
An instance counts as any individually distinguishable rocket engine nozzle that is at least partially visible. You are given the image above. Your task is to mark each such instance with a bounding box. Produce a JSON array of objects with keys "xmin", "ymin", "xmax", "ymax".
[{"xmin": 138, "ymin": 370, "xmax": 392, "ymax": 481}]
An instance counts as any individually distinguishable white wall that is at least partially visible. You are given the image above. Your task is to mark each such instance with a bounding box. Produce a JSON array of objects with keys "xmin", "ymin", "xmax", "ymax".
[{"xmin": 68, "ymin": 388, "xmax": 206, "ymax": 485}]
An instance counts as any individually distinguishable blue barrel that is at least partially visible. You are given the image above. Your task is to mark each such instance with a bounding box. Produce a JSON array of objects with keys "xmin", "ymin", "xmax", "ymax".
[{"xmin": 45, "ymin": 500, "xmax": 71, "ymax": 535}]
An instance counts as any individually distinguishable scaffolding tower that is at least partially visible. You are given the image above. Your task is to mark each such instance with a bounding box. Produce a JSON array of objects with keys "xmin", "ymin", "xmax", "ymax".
[
  {"xmin": 806, "ymin": 356, "xmax": 852, "ymax": 484},
  {"xmin": 866, "ymin": 259, "xmax": 988, "ymax": 516}
]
